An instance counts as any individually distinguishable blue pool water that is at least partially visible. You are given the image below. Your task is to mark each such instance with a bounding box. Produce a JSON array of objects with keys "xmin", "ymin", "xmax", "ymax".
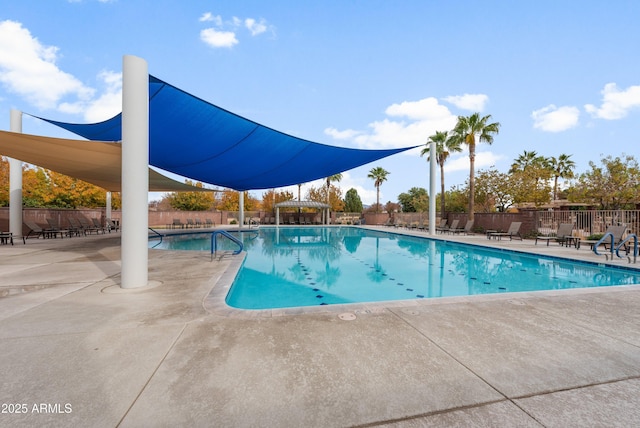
[{"xmin": 149, "ymin": 227, "xmax": 640, "ymax": 309}]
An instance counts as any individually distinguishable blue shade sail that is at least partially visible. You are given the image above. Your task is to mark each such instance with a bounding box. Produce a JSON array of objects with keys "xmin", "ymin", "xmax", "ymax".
[{"xmin": 35, "ymin": 76, "xmax": 415, "ymax": 191}]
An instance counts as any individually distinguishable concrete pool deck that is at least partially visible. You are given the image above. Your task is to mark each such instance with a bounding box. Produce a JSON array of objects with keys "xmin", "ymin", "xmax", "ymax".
[{"xmin": 1, "ymin": 226, "xmax": 639, "ymax": 427}]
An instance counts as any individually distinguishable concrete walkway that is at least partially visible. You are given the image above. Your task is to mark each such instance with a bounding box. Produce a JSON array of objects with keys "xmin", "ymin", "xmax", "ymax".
[{"xmin": 1, "ymin": 229, "xmax": 639, "ymax": 427}]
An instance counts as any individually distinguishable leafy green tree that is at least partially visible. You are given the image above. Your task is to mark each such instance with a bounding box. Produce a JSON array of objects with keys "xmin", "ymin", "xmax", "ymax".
[
  {"xmin": 473, "ymin": 167, "xmax": 512, "ymax": 212},
  {"xmin": 343, "ymin": 188, "xmax": 363, "ymax": 213},
  {"xmin": 568, "ymin": 154, "xmax": 640, "ymax": 209},
  {"xmin": 421, "ymin": 130, "xmax": 462, "ymax": 219},
  {"xmin": 398, "ymin": 187, "xmax": 429, "ymax": 213},
  {"xmin": 443, "ymin": 186, "xmax": 468, "ymax": 213},
  {"xmin": 452, "ymin": 113, "xmax": 500, "ymax": 221},
  {"xmin": 509, "ymin": 167, "xmax": 552, "ymax": 207},
  {"xmin": 367, "ymin": 166, "xmax": 389, "ymax": 213},
  {"xmin": 548, "ymin": 153, "xmax": 575, "ymax": 200},
  {"xmin": 164, "ymin": 181, "xmax": 216, "ymax": 211}
]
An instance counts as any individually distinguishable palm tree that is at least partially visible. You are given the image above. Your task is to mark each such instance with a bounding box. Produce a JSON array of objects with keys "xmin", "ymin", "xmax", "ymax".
[
  {"xmin": 325, "ymin": 174, "xmax": 342, "ymax": 207},
  {"xmin": 368, "ymin": 166, "xmax": 389, "ymax": 213},
  {"xmin": 421, "ymin": 130, "xmax": 462, "ymax": 220},
  {"xmin": 509, "ymin": 150, "xmax": 547, "ymax": 174},
  {"xmin": 548, "ymin": 154, "xmax": 575, "ymax": 200},
  {"xmin": 453, "ymin": 113, "xmax": 500, "ymax": 221}
]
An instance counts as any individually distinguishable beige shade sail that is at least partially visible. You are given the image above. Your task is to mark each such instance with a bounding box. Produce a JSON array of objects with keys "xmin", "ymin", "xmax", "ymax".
[{"xmin": 0, "ymin": 130, "xmax": 208, "ymax": 192}]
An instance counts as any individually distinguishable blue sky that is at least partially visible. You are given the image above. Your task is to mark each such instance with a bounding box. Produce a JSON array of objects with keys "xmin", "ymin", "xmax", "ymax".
[{"xmin": 1, "ymin": 0, "xmax": 640, "ymax": 205}]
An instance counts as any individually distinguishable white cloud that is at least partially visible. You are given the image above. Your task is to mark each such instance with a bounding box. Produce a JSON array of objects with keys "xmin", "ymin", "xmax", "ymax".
[
  {"xmin": 327, "ymin": 97, "xmax": 458, "ymax": 150},
  {"xmin": 585, "ymin": 82, "xmax": 640, "ymax": 120},
  {"xmin": 245, "ymin": 18, "xmax": 267, "ymax": 36},
  {"xmin": 199, "ymin": 12, "xmax": 222, "ymax": 26},
  {"xmin": 444, "ymin": 150, "xmax": 505, "ymax": 173},
  {"xmin": 531, "ymin": 104, "xmax": 580, "ymax": 132},
  {"xmin": 0, "ymin": 20, "xmax": 94, "ymax": 110},
  {"xmin": 324, "ymin": 127, "xmax": 362, "ymax": 140},
  {"xmin": 442, "ymin": 93, "xmax": 488, "ymax": 112},
  {"xmin": 200, "ymin": 28, "xmax": 238, "ymax": 48}
]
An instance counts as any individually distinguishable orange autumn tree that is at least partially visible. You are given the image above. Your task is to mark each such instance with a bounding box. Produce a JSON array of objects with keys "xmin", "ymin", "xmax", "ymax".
[
  {"xmin": 0, "ymin": 157, "xmax": 119, "ymax": 208},
  {"xmin": 217, "ymin": 190, "xmax": 260, "ymax": 211}
]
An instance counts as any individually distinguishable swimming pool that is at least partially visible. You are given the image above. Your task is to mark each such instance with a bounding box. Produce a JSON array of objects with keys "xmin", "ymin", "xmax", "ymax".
[{"xmin": 150, "ymin": 226, "xmax": 640, "ymax": 310}]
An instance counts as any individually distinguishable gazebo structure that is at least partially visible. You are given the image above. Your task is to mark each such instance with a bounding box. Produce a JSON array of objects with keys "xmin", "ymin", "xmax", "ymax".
[{"xmin": 274, "ymin": 200, "xmax": 331, "ymax": 225}]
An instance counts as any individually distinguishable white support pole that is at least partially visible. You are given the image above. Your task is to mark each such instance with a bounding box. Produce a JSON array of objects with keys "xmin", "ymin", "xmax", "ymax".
[
  {"xmin": 276, "ymin": 207, "xmax": 280, "ymax": 226},
  {"xmin": 106, "ymin": 192, "xmax": 112, "ymax": 224},
  {"xmin": 428, "ymin": 140, "xmax": 437, "ymax": 235},
  {"xmin": 120, "ymin": 55, "xmax": 149, "ymax": 289},
  {"xmin": 9, "ymin": 110, "xmax": 23, "ymax": 240},
  {"xmin": 238, "ymin": 190, "xmax": 244, "ymax": 229}
]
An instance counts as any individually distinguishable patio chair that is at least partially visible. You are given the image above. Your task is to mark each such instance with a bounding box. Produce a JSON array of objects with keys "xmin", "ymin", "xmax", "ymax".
[
  {"xmin": 445, "ymin": 219, "xmax": 460, "ymax": 234},
  {"xmin": 46, "ymin": 218, "xmax": 70, "ymax": 238},
  {"xmin": 435, "ymin": 219, "xmax": 448, "ymax": 233},
  {"xmin": 186, "ymin": 219, "xmax": 196, "ymax": 228},
  {"xmin": 535, "ymin": 223, "xmax": 574, "ymax": 246},
  {"xmin": 172, "ymin": 218, "xmax": 185, "ymax": 229},
  {"xmin": 67, "ymin": 218, "xmax": 86, "ymax": 236},
  {"xmin": 602, "ymin": 224, "xmax": 629, "ymax": 253},
  {"xmin": 108, "ymin": 219, "xmax": 120, "ymax": 232},
  {"xmin": 489, "ymin": 222, "xmax": 522, "ymax": 240},
  {"xmin": 194, "ymin": 218, "xmax": 203, "ymax": 228},
  {"xmin": 79, "ymin": 217, "xmax": 103, "ymax": 234},
  {"xmin": 91, "ymin": 218, "xmax": 108, "ymax": 234},
  {"xmin": 452, "ymin": 220, "xmax": 474, "ymax": 235},
  {"xmin": 0, "ymin": 231, "xmax": 14, "ymax": 245},
  {"xmin": 24, "ymin": 221, "xmax": 48, "ymax": 240},
  {"xmin": 205, "ymin": 219, "xmax": 214, "ymax": 228}
]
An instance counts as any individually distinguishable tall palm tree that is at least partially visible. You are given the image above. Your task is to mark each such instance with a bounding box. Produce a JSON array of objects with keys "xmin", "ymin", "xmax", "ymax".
[
  {"xmin": 325, "ymin": 174, "xmax": 342, "ymax": 207},
  {"xmin": 368, "ymin": 166, "xmax": 389, "ymax": 213},
  {"xmin": 549, "ymin": 154, "xmax": 575, "ymax": 200},
  {"xmin": 453, "ymin": 113, "xmax": 500, "ymax": 221},
  {"xmin": 509, "ymin": 150, "xmax": 547, "ymax": 174},
  {"xmin": 421, "ymin": 130, "xmax": 462, "ymax": 220}
]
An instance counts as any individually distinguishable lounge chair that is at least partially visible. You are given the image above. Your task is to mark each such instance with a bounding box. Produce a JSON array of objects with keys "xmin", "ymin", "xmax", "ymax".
[
  {"xmin": 601, "ymin": 224, "xmax": 629, "ymax": 253},
  {"xmin": 24, "ymin": 221, "xmax": 50, "ymax": 240},
  {"xmin": 46, "ymin": 218, "xmax": 69, "ymax": 238},
  {"xmin": 452, "ymin": 220, "xmax": 474, "ymax": 235},
  {"xmin": 91, "ymin": 218, "xmax": 108, "ymax": 234},
  {"xmin": 171, "ymin": 218, "xmax": 185, "ymax": 229},
  {"xmin": 535, "ymin": 223, "xmax": 574, "ymax": 246},
  {"xmin": 435, "ymin": 219, "xmax": 448, "ymax": 233},
  {"xmin": 108, "ymin": 219, "xmax": 120, "ymax": 232},
  {"xmin": 67, "ymin": 218, "xmax": 86, "ymax": 236},
  {"xmin": 194, "ymin": 218, "xmax": 203, "ymax": 228},
  {"xmin": 445, "ymin": 219, "xmax": 460, "ymax": 234},
  {"xmin": 489, "ymin": 222, "xmax": 522, "ymax": 240},
  {"xmin": 205, "ymin": 219, "xmax": 214, "ymax": 228},
  {"xmin": 186, "ymin": 219, "xmax": 196, "ymax": 228},
  {"xmin": 0, "ymin": 231, "xmax": 14, "ymax": 245},
  {"xmin": 79, "ymin": 217, "xmax": 103, "ymax": 234}
]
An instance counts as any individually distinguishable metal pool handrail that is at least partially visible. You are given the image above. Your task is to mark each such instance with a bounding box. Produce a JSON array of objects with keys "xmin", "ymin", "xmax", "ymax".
[
  {"xmin": 593, "ymin": 232, "xmax": 615, "ymax": 257},
  {"xmin": 615, "ymin": 234, "xmax": 638, "ymax": 263},
  {"xmin": 148, "ymin": 227, "xmax": 164, "ymax": 248},
  {"xmin": 211, "ymin": 230, "xmax": 244, "ymax": 260}
]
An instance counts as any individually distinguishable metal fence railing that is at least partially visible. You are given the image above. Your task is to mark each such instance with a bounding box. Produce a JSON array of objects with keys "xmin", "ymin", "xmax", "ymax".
[{"xmin": 535, "ymin": 210, "xmax": 640, "ymax": 238}]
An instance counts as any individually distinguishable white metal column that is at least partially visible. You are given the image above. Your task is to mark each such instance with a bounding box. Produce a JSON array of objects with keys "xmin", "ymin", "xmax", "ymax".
[
  {"xmin": 9, "ymin": 110, "xmax": 23, "ymax": 239},
  {"xmin": 429, "ymin": 140, "xmax": 436, "ymax": 235},
  {"xmin": 120, "ymin": 55, "xmax": 149, "ymax": 289},
  {"xmin": 106, "ymin": 191, "xmax": 112, "ymax": 225},
  {"xmin": 238, "ymin": 190, "xmax": 244, "ymax": 229}
]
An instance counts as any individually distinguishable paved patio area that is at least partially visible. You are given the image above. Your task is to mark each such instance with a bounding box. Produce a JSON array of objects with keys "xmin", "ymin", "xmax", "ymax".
[{"xmin": 1, "ymin": 227, "xmax": 639, "ymax": 427}]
